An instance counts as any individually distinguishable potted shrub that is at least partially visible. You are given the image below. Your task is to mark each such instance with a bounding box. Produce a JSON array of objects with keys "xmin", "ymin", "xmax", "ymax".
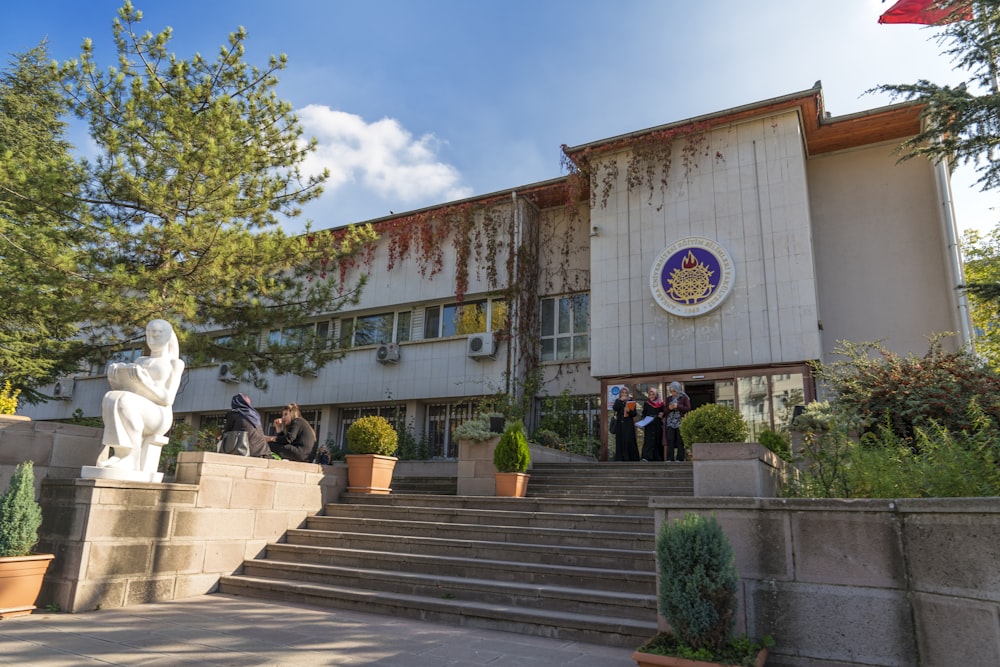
[
  {"xmin": 493, "ymin": 420, "xmax": 530, "ymax": 497},
  {"xmin": 633, "ymin": 512, "xmax": 771, "ymax": 667},
  {"xmin": 345, "ymin": 416, "xmax": 399, "ymax": 494},
  {"xmin": 680, "ymin": 403, "xmax": 748, "ymax": 449},
  {"xmin": 0, "ymin": 461, "xmax": 55, "ymax": 619}
]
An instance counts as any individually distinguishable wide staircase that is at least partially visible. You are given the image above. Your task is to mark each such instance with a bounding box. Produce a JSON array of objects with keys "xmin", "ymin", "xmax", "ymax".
[{"xmin": 218, "ymin": 462, "xmax": 693, "ymax": 648}]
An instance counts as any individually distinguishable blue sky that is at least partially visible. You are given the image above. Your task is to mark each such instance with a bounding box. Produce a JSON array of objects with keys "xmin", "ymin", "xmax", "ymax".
[{"xmin": 2, "ymin": 0, "xmax": 997, "ymax": 236}]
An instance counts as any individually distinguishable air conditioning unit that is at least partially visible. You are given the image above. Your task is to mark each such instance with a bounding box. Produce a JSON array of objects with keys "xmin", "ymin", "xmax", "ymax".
[
  {"xmin": 217, "ymin": 363, "xmax": 238, "ymax": 383},
  {"xmin": 376, "ymin": 343, "xmax": 400, "ymax": 364},
  {"xmin": 53, "ymin": 378, "xmax": 75, "ymax": 400},
  {"xmin": 467, "ymin": 332, "xmax": 496, "ymax": 360}
]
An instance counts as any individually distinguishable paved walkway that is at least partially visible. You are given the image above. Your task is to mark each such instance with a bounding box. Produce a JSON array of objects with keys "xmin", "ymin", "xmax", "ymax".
[{"xmin": 0, "ymin": 594, "xmax": 638, "ymax": 666}]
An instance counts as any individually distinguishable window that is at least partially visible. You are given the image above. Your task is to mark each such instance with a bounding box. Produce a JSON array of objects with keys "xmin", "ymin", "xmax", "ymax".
[
  {"xmin": 427, "ymin": 402, "xmax": 474, "ymax": 458},
  {"xmin": 339, "ymin": 311, "xmax": 411, "ymax": 348},
  {"xmin": 540, "ymin": 294, "xmax": 590, "ymax": 361},
  {"xmin": 336, "ymin": 405, "xmax": 407, "ymax": 452},
  {"xmin": 423, "ymin": 299, "xmax": 506, "ymax": 339},
  {"xmin": 267, "ymin": 321, "xmax": 333, "ymax": 349}
]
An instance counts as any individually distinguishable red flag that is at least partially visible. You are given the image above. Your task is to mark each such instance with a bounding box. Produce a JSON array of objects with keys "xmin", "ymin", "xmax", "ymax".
[{"xmin": 879, "ymin": 0, "xmax": 972, "ymax": 24}]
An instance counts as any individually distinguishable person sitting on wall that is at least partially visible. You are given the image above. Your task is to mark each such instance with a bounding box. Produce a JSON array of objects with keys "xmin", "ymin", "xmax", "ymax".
[
  {"xmin": 266, "ymin": 402, "xmax": 317, "ymax": 462},
  {"xmin": 664, "ymin": 381, "xmax": 691, "ymax": 462},
  {"xmin": 612, "ymin": 387, "xmax": 640, "ymax": 461},
  {"xmin": 221, "ymin": 393, "xmax": 271, "ymax": 457},
  {"xmin": 100, "ymin": 319, "xmax": 185, "ymax": 474},
  {"xmin": 640, "ymin": 387, "xmax": 665, "ymax": 462}
]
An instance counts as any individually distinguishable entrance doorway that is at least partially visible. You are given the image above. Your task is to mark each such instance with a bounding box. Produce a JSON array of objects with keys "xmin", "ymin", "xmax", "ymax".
[{"xmin": 685, "ymin": 381, "xmax": 714, "ymax": 411}]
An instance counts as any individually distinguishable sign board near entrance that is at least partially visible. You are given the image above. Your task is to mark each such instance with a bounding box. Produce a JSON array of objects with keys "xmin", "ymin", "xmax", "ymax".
[{"xmin": 650, "ymin": 237, "xmax": 735, "ymax": 317}]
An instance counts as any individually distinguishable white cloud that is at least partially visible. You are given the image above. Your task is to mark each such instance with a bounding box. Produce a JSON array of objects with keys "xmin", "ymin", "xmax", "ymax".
[{"xmin": 297, "ymin": 104, "xmax": 473, "ymax": 205}]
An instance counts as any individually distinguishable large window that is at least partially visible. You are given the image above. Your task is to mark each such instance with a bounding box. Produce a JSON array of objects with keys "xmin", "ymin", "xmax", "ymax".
[
  {"xmin": 335, "ymin": 405, "xmax": 407, "ymax": 452},
  {"xmin": 540, "ymin": 294, "xmax": 589, "ymax": 361},
  {"xmin": 339, "ymin": 311, "xmax": 411, "ymax": 348},
  {"xmin": 427, "ymin": 401, "xmax": 475, "ymax": 458},
  {"xmin": 423, "ymin": 299, "xmax": 507, "ymax": 339},
  {"xmin": 267, "ymin": 321, "xmax": 332, "ymax": 348}
]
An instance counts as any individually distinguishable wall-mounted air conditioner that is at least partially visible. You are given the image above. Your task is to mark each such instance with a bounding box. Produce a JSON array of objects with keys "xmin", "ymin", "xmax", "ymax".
[
  {"xmin": 217, "ymin": 363, "xmax": 238, "ymax": 383},
  {"xmin": 376, "ymin": 343, "xmax": 400, "ymax": 364},
  {"xmin": 53, "ymin": 378, "xmax": 75, "ymax": 400},
  {"xmin": 467, "ymin": 332, "xmax": 496, "ymax": 360}
]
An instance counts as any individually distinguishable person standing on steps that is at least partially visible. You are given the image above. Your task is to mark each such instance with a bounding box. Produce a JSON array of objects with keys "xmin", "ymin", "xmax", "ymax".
[
  {"xmin": 640, "ymin": 387, "xmax": 665, "ymax": 461},
  {"xmin": 664, "ymin": 381, "xmax": 691, "ymax": 462},
  {"xmin": 612, "ymin": 387, "xmax": 640, "ymax": 461}
]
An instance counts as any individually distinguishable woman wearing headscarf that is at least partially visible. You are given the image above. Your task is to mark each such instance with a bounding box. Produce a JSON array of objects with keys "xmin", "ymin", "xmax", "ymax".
[
  {"xmin": 611, "ymin": 387, "xmax": 641, "ymax": 461},
  {"xmin": 640, "ymin": 387, "xmax": 665, "ymax": 461},
  {"xmin": 664, "ymin": 381, "xmax": 691, "ymax": 462},
  {"xmin": 222, "ymin": 393, "xmax": 270, "ymax": 457}
]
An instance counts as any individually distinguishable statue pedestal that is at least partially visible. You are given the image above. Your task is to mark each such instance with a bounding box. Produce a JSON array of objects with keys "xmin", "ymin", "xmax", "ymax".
[{"xmin": 80, "ymin": 465, "xmax": 164, "ymax": 483}]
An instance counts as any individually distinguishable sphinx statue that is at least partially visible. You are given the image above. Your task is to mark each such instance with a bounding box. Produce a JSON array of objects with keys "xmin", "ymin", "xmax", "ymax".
[{"xmin": 82, "ymin": 319, "xmax": 185, "ymax": 483}]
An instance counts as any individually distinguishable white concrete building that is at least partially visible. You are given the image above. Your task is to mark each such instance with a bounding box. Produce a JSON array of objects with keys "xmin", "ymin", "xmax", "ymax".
[{"xmin": 22, "ymin": 84, "xmax": 971, "ymax": 461}]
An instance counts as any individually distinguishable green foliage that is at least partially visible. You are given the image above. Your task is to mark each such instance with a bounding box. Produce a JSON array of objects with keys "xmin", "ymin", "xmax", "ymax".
[
  {"xmin": 537, "ymin": 389, "xmax": 593, "ymax": 442},
  {"xmin": 0, "ymin": 381, "xmax": 20, "ymax": 415},
  {"xmin": 396, "ymin": 425, "xmax": 433, "ymax": 460},
  {"xmin": 787, "ymin": 405, "xmax": 1000, "ymax": 498},
  {"xmin": 493, "ymin": 420, "xmax": 530, "ymax": 473},
  {"xmin": 680, "ymin": 403, "xmax": 748, "ymax": 445},
  {"xmin": 1, "ymin": 5, "xmax": 377, "ymax": 399},
  {"xmin": 872, "ymin": 1, "xmax": 1000, "ymax": 193},
  {"xmin": 962, "ymin": 227, "xmax": 1000, "ymax": 369},
  {"xmin": 531, "ymin": 429, "xmax": 561, "ymax": 448},
  {"xmin": 757, "ymin": 429, "xmax": 792, "ymax": 462},
  {"xmin": 346, "ymin": 416, "xmax": 399, "ymax": 456},
  {"xmin": 0, "ymin": 45, "xmax": 89, "ymax": 402},
  {"xmin": 637, "ymin": 632, "xmax": 771, "ymax": 667},
  {"xmin": 452, "ymin": 415, "xmax": 502, "ymax": 443},
  {"xmin": 63, "ymin": 409, "xmax": 103, "ymax": 428},
  {"xmin": 0, "ymin": 461, "xmax": 44, "ymax": 557},
  {"xmin": 655, "ymin": 513, "xmax": 738, "ymax": 653},
  {"xmin": 813, "ymin": 336, "xmax": 1000, "ymax": 443}
]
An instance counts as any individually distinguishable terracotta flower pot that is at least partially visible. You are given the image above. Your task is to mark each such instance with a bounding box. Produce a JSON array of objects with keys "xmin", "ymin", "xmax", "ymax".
[
  {"xmin": 345, "ymin": 454, "xmax": 397, "ymax": 494},
  {"xmin": 0, "ymin": 553, "xmax": 55, "ymax": 619},
  {"xmin": 494, "ymin": 471, "xmax": 529, "ymax": 497}
]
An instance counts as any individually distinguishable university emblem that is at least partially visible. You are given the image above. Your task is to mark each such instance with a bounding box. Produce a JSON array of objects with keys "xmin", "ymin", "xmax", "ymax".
[{"xmin": 650, "ymin": 237, "xmax": 735, "ymax": 317}]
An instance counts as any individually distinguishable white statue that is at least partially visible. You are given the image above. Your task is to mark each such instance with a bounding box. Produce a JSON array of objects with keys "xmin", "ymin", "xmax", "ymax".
[{"xmin": 85, "ymin": 319, "xmax": 185, "ymax": 482}]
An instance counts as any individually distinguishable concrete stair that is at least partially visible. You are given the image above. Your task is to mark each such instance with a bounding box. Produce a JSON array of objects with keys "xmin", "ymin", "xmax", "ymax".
[
  {"xmin": 528, "ymin": 461, "xmax": 693, "ymax": 500},
  {"xmin": 219, "ymin": 463, "xmax": 694, "ymax": 648}
]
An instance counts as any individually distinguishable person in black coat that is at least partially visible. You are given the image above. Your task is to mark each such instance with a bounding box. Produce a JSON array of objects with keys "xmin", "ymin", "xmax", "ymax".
[
  {"xmin": 221, "ymin": 393, "xmax": 270, "ymax": 457},
  {"xmin": 612, "ymin": 387, "xmax": 640, "ymax": 461},
  {"xmin": 640, "ymin": 387, "xmax": 665, "ymax": 462},
  {"xmin": 267, "ymin": 402, "xmax": 317, "ymax": 462}
]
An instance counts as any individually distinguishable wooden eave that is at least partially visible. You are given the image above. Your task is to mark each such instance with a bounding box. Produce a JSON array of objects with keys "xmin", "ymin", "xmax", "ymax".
[{"xmin": 562, "ymin": 84, "xmax": 924, "ymax": 160}]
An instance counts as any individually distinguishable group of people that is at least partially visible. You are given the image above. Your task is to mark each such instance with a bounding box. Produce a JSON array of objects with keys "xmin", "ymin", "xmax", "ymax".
[
  {"xmin": 611, "ymin": 382, "xmax": 690, "ymax": 462},
  {"xmin": 222, "ymin": 394, "xmax": 318, "ymax": 462}
]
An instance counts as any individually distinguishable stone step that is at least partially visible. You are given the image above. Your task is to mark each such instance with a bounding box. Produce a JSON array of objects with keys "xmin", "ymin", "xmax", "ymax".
[
  {"xmin": 283, "ymin": 528, "xmax": 655, "ymax": 570},
  {"xmin": 338, "ymin": 492, "xmax": 656, "ymax": 517},
  {"xmin": 322, "ymin": 501, "xmax": 654, "ymax": 532},
  {"xmin": 218, "ymin": 574, "xmax": 657, "ymax": 649},
  {"xmin": 260, "ymin": 542, "xmax": 655, "ymax": 595},
  {"xmin": 236, "ymin": 559, "xmax": 656, "ymax": 621},
  {"xmin": 306, "ymin": 516, "xmax": 652, "ymax": 549}
]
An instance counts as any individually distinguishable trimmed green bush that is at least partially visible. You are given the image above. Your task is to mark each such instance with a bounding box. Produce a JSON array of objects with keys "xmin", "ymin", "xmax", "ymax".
[
  {"xmin": 680, "ymin": 403, "xmax": 748, "ymax": 445},
  {"xmin": 0, "ymin": 461, "xmax": 43, "ymax": 558},
  {"xmin": 346, "ymin": 416, "xmax": 399, "ymax": 456},
  {"xmin": 656, "ymin": 513, "xmax": 737, "ymax": 653},
  {"xmin": 493, "ymin": 420, "xmax": 530, "ymax": 473},
  {"xmin": 758, "ymin": 429, "xmax": 792, "ymax": 462},
  {"xmin": 452, "ymin": 415, "xmax": 500, "ymax": 443}
]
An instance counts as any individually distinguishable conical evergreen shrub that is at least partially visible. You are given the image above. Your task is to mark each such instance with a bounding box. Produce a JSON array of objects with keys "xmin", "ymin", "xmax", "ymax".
[{"xmin": 0, "ymin": 461, "xmax": 43, "ymax": 558}]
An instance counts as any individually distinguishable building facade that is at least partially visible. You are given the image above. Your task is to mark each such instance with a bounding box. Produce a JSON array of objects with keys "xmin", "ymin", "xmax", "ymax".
[{"xmin": 22, "ymin": 84, "xmax": 972, "ymax": 461}]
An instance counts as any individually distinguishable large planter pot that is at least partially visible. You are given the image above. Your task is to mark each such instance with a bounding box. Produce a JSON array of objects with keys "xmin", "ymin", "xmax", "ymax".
[
  {"xmin": 345, "ymin": 454, "xmax": 397, "ymax": 494},
  {"xmin": 0, "ymin": 553, "xmax": 55, "ymax": 619},
  {"xmin": 494, "ymin": 471, "xmax": 529, "ymax": 497},
  {"xmin": 631, "ymin": 648, "xmax": 767, "ymax": 667}
]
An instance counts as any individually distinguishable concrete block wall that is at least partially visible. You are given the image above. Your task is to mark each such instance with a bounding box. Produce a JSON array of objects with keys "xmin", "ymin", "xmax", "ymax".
[
  {"xmin": 692, "ymin": 442, "xmax": 786, "ymax": 497},
  {"xmin": 650, "ymin": 497, "xmax": 1000, "ymax": 667},
  {"xmin": 35, "ymin": 451, "xmax": 346, "ymax": 613}
]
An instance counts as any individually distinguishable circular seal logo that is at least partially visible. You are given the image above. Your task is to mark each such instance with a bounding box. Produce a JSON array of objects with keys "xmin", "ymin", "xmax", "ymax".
[{"xmin": 650, "ymin": 237, "xmax": 735, "ymax": 317}]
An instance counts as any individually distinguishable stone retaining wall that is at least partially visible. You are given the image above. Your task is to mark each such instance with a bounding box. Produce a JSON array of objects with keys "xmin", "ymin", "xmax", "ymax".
[{"xmin": 650, "ymin": 496, "xmax": 1000, "ymax": 667}]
